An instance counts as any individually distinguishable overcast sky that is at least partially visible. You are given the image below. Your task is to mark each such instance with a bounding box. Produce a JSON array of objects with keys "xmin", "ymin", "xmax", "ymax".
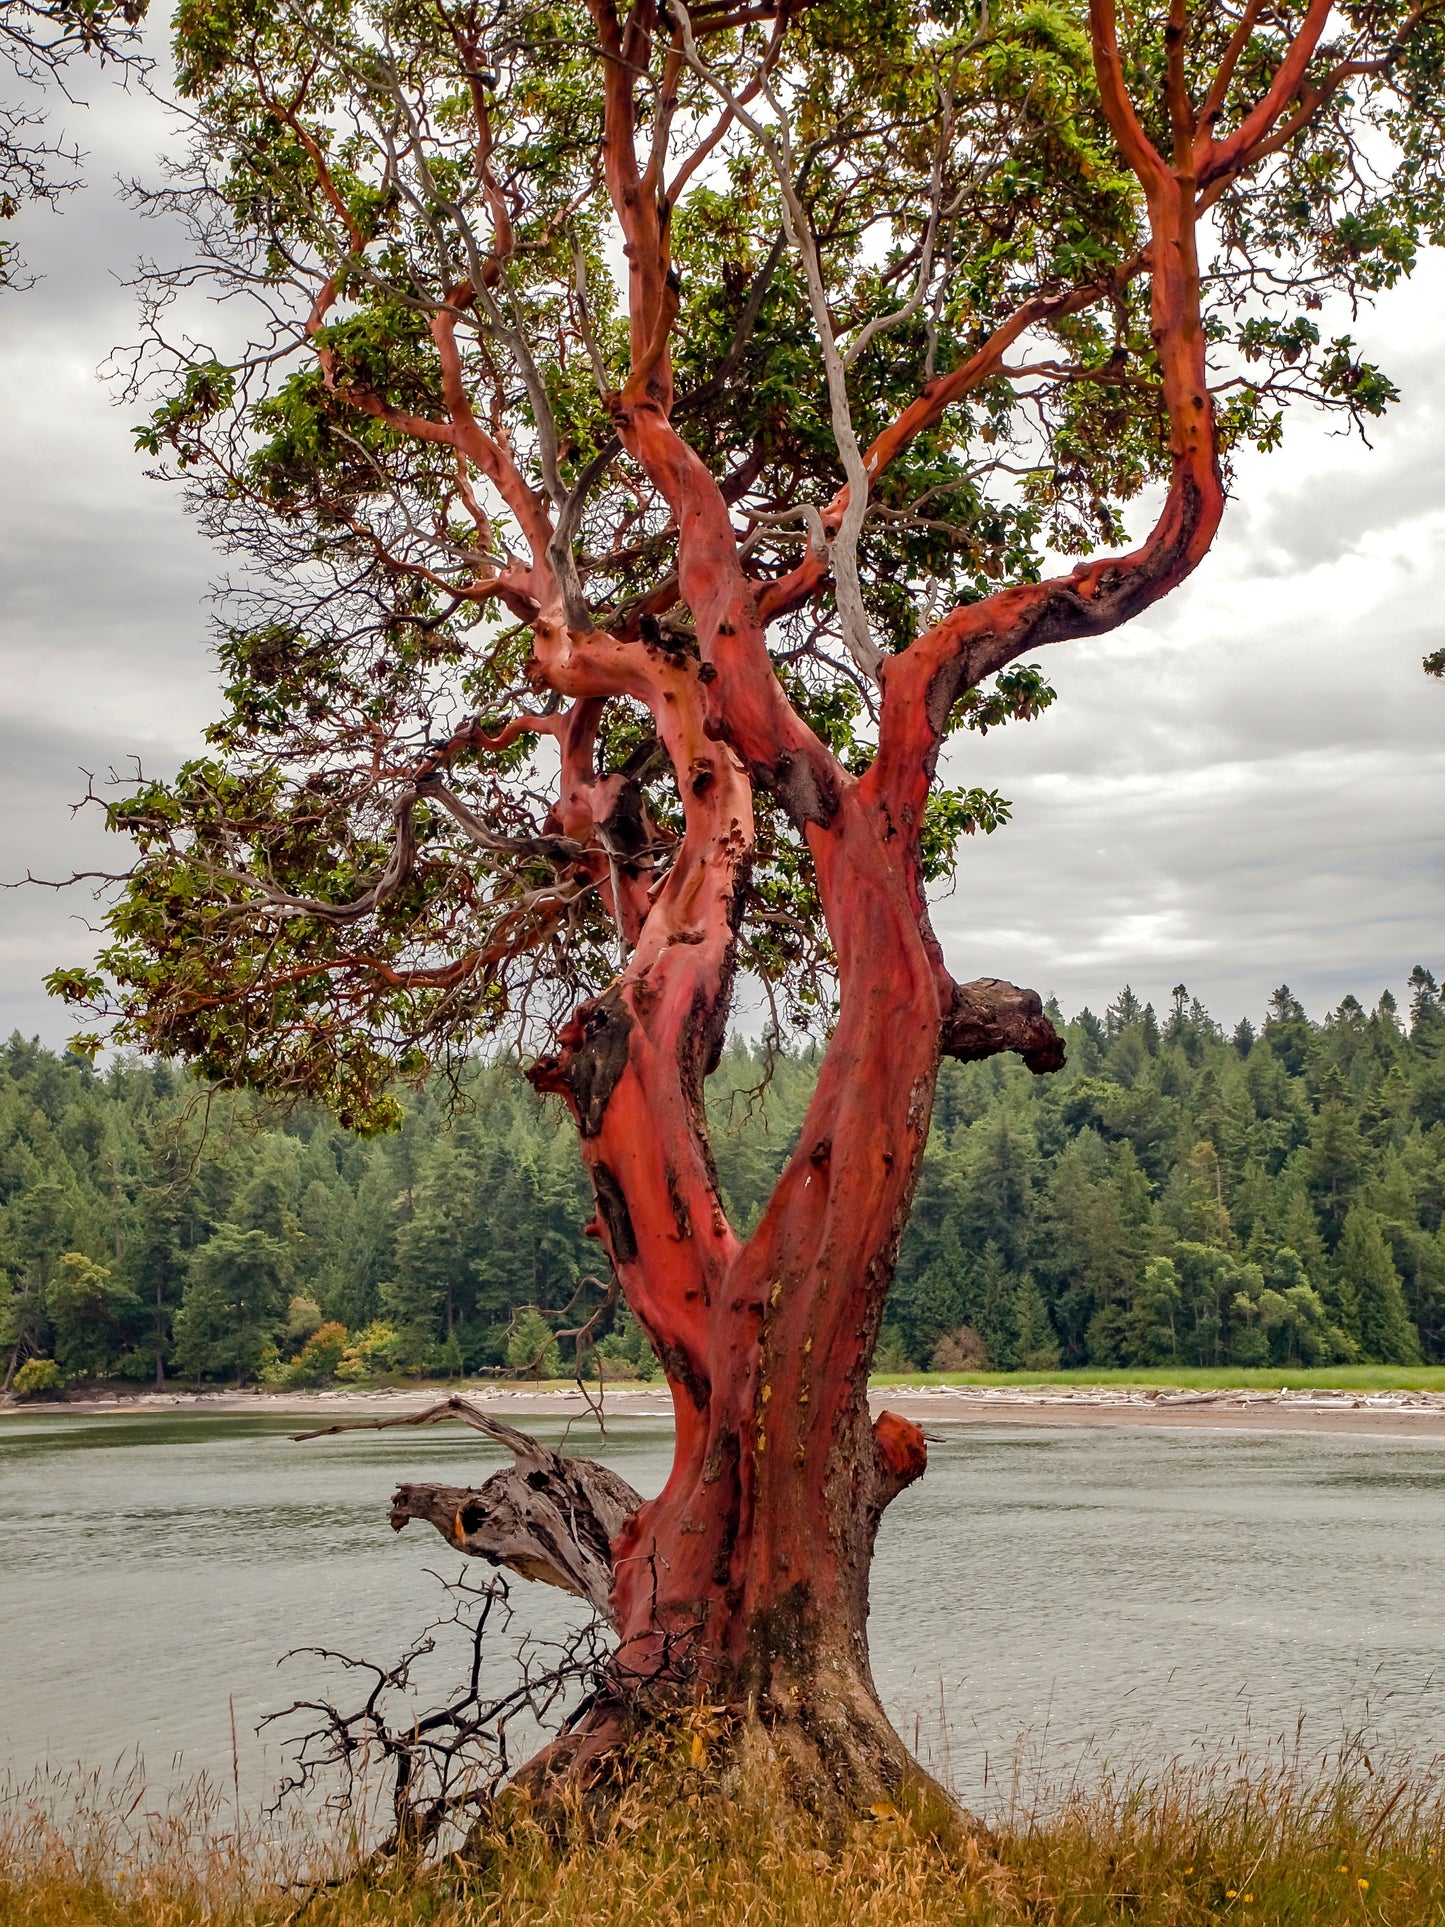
[{"xmin": 0, "ymin": 65, "xmax": 1441, "ymax": 1051}]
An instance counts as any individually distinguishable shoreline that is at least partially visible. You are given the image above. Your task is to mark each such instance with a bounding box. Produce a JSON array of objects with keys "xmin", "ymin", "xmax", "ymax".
[{"xmin": 8, "ymin": 1381, "xmax": 1445, "ymax": 1439}]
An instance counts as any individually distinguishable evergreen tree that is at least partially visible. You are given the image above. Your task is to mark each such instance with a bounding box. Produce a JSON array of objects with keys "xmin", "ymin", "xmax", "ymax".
[
  {"xmin": 175, "ymin": 1225, "xmax": 289, "ymax": 1383},
  {"xmin": 3, "ymin": 963, "xmax": 1444, "ymax": 1382},
  {"xmin": 957, "ymin": 1113, "xmax": 1037, "ymax": 1271},
  {"xmin": 1011, "ymin": 1275, "xmax": 1060, "ymax": 1371},
  {"xmin": 45, "ymin": 1254, "xmax": 139, "ymax": 1379},
  {"xmin": 1135, "ymin": 1256, "xmax": 1183, "ymax": 1363},
  {"xmin": 1337, "ymin": 1205, "xmax": 1421, "ymax": 1365},
  {"xmin": 506, "ymin": 1308, "xmax": 563, "ymax": 1380},
  {"xmin": 960, "ymin": 1243, "xmax": 1019, "ymax": 1368},
  {"xmin": 891, "ymin": 1225, "xmax": 967, "ymax": 1367},
  {"xmin": 1304, "ymin": 1099, "xmax": 1371, "ymax": 1245}
]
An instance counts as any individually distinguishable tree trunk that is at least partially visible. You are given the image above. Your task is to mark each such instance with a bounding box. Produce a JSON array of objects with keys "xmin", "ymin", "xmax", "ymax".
[
  {"xmin": 580, "ymin": 794, "xmax": 939, "ymax": 1804},
  {"xmin": 391, "ymin": 1394, "xmax": 932, "ymax": 1810},
  {"xmin": 348, "ymin": 431, "xmax": 1062, "ymax": 1816},
  {"xmin": 509, "ymin": 730, "xmax": 1051, "ymax": 1811}
]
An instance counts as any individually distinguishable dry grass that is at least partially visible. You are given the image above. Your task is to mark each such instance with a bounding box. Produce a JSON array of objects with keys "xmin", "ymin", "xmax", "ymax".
[
  {"xmin": 868, "ymin": 1365, "xmax": 1445, "ymax": 1391},
  {"xmin": 3, "ymin": 1739, "xmax": 1443, "ymax": 1927}
]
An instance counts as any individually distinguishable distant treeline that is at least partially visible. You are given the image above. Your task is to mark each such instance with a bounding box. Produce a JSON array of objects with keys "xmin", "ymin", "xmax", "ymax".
[{"xmin": 4, "ymin": 968, "xmax": 1445, "ymax": 1392}]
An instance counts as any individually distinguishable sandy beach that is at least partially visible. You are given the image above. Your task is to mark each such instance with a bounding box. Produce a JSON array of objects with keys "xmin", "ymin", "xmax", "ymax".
[{"xmin": 8, "ymin": 1381, "xmax": 1445, "ymax": 1439}]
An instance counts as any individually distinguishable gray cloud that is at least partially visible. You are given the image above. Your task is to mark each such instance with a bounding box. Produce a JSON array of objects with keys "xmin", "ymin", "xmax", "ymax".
[
  {"xmin": 934, "ymin": 270, "xmax": 1445, "ymax": 1024},
  {"xmin": 1, "ymin": 70, "xmax": 1442, "ymax": 1048},
  {"xmin": 0, "ymin": 709, "xmax": 189, "ymax": 1036}
]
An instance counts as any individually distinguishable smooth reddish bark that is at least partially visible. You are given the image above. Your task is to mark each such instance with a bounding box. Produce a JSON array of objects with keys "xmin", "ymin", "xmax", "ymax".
[{"xmin": 283, "ymin": 0, "xmax": 1360, "ymax": 1800}]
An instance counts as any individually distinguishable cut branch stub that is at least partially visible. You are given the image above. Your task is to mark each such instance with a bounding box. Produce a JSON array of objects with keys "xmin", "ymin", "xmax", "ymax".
[
  {"xmin": 390, "ymin": 1455, "xmax": 641, "ymax": 1624},
  {"xmin": 941, "ymin": 976, "xmax": 1065, "ymax": 1075},
  {"xmin": 871, "ymin": 1409, "xmax": 928, "ymax": 1514}
]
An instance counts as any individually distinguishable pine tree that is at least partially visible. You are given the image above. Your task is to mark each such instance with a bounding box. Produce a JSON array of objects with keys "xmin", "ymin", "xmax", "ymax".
[
  {"xmin": 1135, "ymin": 1256, "xmax": 1183, "ymax": 1363},
  {"xmin": 1337, "ymin": 1205, "xmax": 1421, "ymax": 1365},
  {"xmin": 959, "ymin": 1112, "xmax": 1038, "ymax": 1271},
  {"xmin": 174, "ymin": 1225, "xmax": 289, "ymax": 1383},
  {"xmin": 1305, "ymin": 1100, "xmax": 1371, "ymax": 1244},
  {"xmin": 892, "ymin": 1232, "xmax": 967, "ymax": 1368},
  {"xmin": 506, "ymin": 1308, "xmax": 563, "ymax": 1379},
  {"xmin": 954, "ymin": 1242, "xmax": 1017, "ymax": 1367},
  {"xmin": 1012, "ymin": 1275, "xmax": 1060, "ymax": 1371}
]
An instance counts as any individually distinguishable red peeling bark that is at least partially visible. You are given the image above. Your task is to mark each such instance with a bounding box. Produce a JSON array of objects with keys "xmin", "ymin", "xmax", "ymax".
[
  {"xmin": 507, "ymin": 0, "xmax": 1258, "ymax": 1799},
  {"xmin": 277, "ymin": 0, "xmax": 1360, "ymax": 1808},
  {"xmin": 531, "ymin": 750, "xmax": 955, "ymax": 1797}
]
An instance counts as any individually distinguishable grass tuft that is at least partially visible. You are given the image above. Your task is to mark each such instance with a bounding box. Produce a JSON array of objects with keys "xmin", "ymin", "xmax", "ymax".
[{"xmin": 3, "ymin": 1740, "xmax": 1443, "ymax": 1925}]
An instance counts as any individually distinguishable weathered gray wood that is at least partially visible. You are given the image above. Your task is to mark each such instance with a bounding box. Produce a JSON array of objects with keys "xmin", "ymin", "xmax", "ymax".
[{"xmin": 294, "ymin": 1395, "xmax": 641, "ymax": 1623}]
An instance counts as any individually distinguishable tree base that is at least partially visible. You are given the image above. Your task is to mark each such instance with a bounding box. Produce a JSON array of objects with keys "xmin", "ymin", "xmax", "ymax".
[{"xmin": 506, "ymin": 1667, "xmax": 972, "ymax": 1848}]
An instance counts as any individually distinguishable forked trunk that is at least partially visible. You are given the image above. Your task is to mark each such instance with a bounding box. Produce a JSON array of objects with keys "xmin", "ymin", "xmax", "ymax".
[
  {"xmin": 380, "ymin": 584, "xmax": 1073, "ymax": 1809},
  {"xmin": 587, "ymin": 790, "xmax": 943, "ymax": 1803},
  {"xmin": 397, "ymin": 759, "xmax": 1046, "ymax": 1813}
]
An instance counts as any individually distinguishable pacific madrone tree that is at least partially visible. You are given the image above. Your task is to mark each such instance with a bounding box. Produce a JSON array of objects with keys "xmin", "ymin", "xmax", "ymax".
[{"xmin": 46, "ymin": 0, "xmax": 1445, "ymax": 1808}]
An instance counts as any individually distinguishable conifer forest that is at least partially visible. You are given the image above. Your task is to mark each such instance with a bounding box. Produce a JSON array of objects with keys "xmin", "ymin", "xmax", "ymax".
[{"xmin": 4, "ymin": 970, "xmax": 1444, "ymax": 1393}]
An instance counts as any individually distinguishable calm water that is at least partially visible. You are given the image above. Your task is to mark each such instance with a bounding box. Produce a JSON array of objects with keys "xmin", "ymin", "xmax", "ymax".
[{"xmin": 2, "ymin": 1412, "xmax": 1443, "ymax": 1811}]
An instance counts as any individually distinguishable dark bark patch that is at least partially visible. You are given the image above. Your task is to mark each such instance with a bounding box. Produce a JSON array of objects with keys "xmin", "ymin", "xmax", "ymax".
[
  {"xmin": 702, "ymin": 1426, "xmax": 740, "ymax": 1487},
  {"xmin": 1178, "ymin": 471, "xmax": 1205, "ymax": 540},
  {"xmin": 759, "ymin": 750, "xmax": 840, "ymax": 830},
  {"xmin": 564, "ymin": 990, "xmax": 635, "ymax": 1137},
  {"xmin": 658, "ymin": 1339, "xmax": 711, "ymax": 1412},
  {"xmin": 600, "ymin": 777, "xmax": 651, "ymax": 863},
  {"xmin": 591, "ymin": 1160, "xmax": 639, "ymax": 1264},
  {"xmin": 665, "ymin": 1162, "xmax": 692, "ymax": 1241},
  {"xmin": 741, "ymin": 1582, "xmax": 818, "ymax": 1695},
  {"xmin": 925, "ymin": 656, "xmax": 970, "ymax": 738},
  {"xmin": 698, "ymin": 1427, "xmax": 742, "ymax": 1581}
]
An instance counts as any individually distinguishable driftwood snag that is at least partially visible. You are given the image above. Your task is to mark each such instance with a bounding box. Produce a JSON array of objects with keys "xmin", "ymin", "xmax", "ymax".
[
  {"xmin": 299, "ymin": 1397, "xmax": 641, "ymax": 1624},
  {"xmin": 391, "ymin": 1462, "xmax": 641, "ymax": 1624}
]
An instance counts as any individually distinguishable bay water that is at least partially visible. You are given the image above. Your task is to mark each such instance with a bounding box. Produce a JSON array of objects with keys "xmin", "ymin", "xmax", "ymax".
[{"xmin": 2, "ymin": 1411, "xmax": 1442, "ymax": 1813}]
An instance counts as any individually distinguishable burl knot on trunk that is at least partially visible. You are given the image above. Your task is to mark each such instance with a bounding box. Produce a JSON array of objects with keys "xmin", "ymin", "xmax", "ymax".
[
  {"xmin": 872, "ymin": 1408, "xmax": 928, "ymax": 1510},
  {"xmin": 942, "ymin": 976, "xmax": 1065, "ymax": 1074}
]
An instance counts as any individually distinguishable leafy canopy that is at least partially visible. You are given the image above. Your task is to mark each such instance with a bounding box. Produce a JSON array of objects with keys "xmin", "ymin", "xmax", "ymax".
[{"xmin": 48, "ymin": 0, "xmax": 1445, "ymax": 1125}]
